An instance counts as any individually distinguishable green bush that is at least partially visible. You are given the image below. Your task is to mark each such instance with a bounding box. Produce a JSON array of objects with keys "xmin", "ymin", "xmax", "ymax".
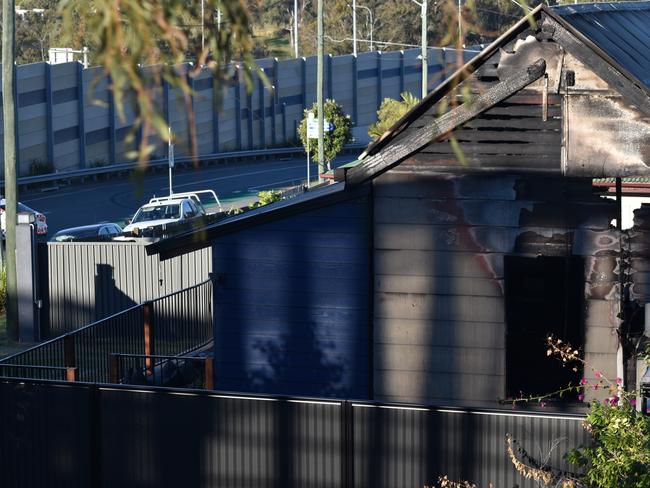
[
  {"xmin": 508, "ymin": 337, "xmax": 650, "ymax": 488},
  {"xmin": 297, "ymin": 99, "xmax": 352, "ymax": 171},
  {"xmin": 28, "ymin": 159, "xmax": 55, "ymax": 176},
  {"xmin": 566, "ymin": 400, "xmax": 650, "ymax": 488},
  {"xmin": 251, "ymin": 190, "xmax": 283, "ymax": 209},
  {"xmin": 368, "ymin": 92, "xmax": 420, "ymax": 141}
]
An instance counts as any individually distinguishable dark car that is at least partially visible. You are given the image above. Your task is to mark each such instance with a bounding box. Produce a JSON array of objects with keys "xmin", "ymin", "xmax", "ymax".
[{"xmin": 51, "ymin": 223, "xmax": 123, "ymax": 242}]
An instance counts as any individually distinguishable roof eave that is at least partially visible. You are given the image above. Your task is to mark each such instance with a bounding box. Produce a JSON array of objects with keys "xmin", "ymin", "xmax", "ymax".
[{"xmin": 360, "ymin": 5, "xmax": 545, "ymax": 159}]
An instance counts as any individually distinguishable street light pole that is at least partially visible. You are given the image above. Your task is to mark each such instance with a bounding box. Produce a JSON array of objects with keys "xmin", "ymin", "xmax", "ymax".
[
  {"xmin": 294, "ymin": 0, "xmax": 299, "ymax": 58},
  {"xmin": 421, "ymin": 0, "xmax": 427, "ymax": 98},
  {"xmin": 458, "ymin": 0, "xmax": 462, "ymax": 45},
  {"xmin": 352, "ymin": 0, "xmax": 357, "ymax": 56},
  {"xmin": 357, "ymin": 5, "xmax": 373, "ymax": 52},
  {"xmin": 411, "ymin": 0, "xmax": 428, "ymax": 99},
  {"xmin": 317, "ymin": 0, "xmax": 325, "ymax": 179},
  {"xmin": 2, "ymin": 0, "xmax": 18, "ymax": 340},
  {"xmin": 201, "ymin": 0, "xmax": 205, "ymax": 52}
]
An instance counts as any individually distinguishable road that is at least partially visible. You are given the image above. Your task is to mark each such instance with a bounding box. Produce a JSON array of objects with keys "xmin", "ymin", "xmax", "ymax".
[{"xmin": 21, "ymin": 154, "xmax": 356, "ymax": 237}]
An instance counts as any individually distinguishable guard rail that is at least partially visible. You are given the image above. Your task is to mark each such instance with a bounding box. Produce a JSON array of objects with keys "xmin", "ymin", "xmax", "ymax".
[{"xmin": 1, "ymin": 144, "xmax": 366, "ymax": 191}]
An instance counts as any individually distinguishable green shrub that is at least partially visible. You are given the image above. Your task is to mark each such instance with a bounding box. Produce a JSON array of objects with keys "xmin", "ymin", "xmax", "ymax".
[
  {"xmin": 297, "ymin": 99, "xmax": 352, "ymax": 171},
  {"xmin": 368, "ymin": 92, "xmax": 420, "ymax": 141},
  {"xmin": 251, "ymin": 190, "xmax": 283, "ymax": 209},
  {"xmin": 28, "ymin": 159, "xmax": 55, "ymax": 176}
]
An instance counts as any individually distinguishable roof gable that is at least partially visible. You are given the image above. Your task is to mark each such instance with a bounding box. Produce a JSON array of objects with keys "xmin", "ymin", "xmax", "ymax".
[
  {"xmin": 553, "ymin": 2, "xmax": 650, "ymax": 88},
  {"xmin": 340, "ymin": 3, "xmax": 650, "ymax": 185}
]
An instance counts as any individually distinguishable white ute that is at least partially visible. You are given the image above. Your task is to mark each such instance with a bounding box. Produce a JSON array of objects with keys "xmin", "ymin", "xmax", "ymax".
[{"xmin": 123, "ymin": 197, "xmax": 205, "ymax": 236}]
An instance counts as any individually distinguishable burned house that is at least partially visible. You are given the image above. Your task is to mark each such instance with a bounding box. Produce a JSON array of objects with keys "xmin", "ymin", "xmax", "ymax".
[{"xmin": 149, "ymin": 2, "xmax": 650, "ymax": 407}]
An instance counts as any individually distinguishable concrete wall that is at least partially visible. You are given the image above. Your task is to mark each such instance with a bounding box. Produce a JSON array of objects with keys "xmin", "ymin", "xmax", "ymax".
[{"xmin": 0, "ymin": 47, "xmax": 469, "ymax": 177}]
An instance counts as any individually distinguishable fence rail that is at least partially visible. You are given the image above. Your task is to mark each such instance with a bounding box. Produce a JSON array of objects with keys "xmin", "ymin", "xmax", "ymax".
[
  {"xmin": 109, "ymin": 352, "xmax": 213, "ymax": 389},
  {"xmin": 0, "ymin": 376, "xmax": 589, "ymax": 488},
  {"xmin": 0, "ymin": 279, "xmax": 213, "ymax": 383},
  {"xmin": 10, "ymin": 144, "xmax": 366, "ymax": 190}
]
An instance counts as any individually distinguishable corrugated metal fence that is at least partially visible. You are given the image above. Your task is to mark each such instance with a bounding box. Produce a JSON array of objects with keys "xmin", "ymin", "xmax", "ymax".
[
  {"xmin": 2, "ymin": 280, "xmax": 213, "ymax": 383},
  {"xmin": 0, "ymin": 48, "xmax": 471, "ymax": 177},
  {"xmin": 0, "ymin": 377, "xmax": 589, "ymax": 488},
  {"xmin": 38, "ymin": 242, "xmax": 212, "ymax": 337}
]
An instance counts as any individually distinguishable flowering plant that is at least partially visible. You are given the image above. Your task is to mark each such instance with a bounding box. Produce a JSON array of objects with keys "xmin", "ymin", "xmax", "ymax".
[{"xmin": 508, "ymin": 337, "xmax": 650, "ymax": 488}]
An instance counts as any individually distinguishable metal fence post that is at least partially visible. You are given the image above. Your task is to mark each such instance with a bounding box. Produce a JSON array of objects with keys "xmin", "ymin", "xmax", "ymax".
[
  {"xmin": 143, "ymin": 302, "xmax": 154, "ymax": 376},
  {"xmin": 203, "ymin": 357, "xmax": 214, "ymax": 390},
  {"xmin": 108, "ymin": 353, "xmax": 120, "ymax": 384},
  {"xmin": 341, "ymin": 400, "xmax": 354, "ymax": 488},
  {"xmin": 66, "ymin": 367, "xmax": 77, "ymax": 382},
  {"xmin": 64, "ymin": 334, "xmax": 76, "ymax": 373}
]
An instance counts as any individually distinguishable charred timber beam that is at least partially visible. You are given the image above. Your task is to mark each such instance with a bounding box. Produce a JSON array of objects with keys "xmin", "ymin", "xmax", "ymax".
[
  {"xmin": 345, "ymin": 59, "xmax": 547, "ymax": 186},
  {"xmin": 541, "ymin": 16, "xmax": 650, "ymax": 118}
]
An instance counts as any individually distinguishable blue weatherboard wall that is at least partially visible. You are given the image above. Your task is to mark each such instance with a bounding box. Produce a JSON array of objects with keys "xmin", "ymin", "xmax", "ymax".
[{"xmin": 212, "ymin": 191, "xmax": 371, "ymax": 399}]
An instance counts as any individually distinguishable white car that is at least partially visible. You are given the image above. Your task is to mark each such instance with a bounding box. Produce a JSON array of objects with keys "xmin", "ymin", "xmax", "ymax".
[
  {"xmin": 0, "ymin": 199, "xmax": 48, "ymax": 236},
  {"xmin": 123, "ymin": 197, "xmax": 205, "ymax": 236},
  {"xmin": 148, "ymin": 190, "xmax": 222, "ymax": 214}
]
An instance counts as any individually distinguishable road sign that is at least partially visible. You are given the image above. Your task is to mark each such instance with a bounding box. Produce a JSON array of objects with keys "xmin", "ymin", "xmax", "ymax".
[{"xmin": 307, "ymin": 115, "xmax": 333, "ymax": 139}]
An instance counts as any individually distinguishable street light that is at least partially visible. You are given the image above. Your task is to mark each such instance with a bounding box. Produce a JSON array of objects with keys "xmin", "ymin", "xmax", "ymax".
[
  {"xmin": 410, "ymin": 0, "xmax": 428, "ymax": 99},
  {"xmin": 348, "ymin": 3, "xmax": 374, "ymax": 52},
  {"xmin": 352, "ymin": 0, "xmax": 357, "ymax": 56},
  {"xmin": 294, "ymin": 0, "xmax": 299, "ymax": 58},
  {"xmin": 201, "ymin": 0, "xmax": 205, "ymax": 52}
]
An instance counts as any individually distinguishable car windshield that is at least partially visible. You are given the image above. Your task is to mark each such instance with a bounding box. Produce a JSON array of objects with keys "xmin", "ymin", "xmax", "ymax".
[{"xmin": 131, "ymin": 204, "xmax": 180, "ymax": 223}]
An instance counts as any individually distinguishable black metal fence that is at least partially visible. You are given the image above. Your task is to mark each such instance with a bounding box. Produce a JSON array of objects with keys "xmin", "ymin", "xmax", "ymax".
[
  {"xmin": 0, "ymin": 377, "xmax": 590, "ymax": 488},
  {"xmin": 109, "ymin": 353, "xmax": 213, "ymax": 389},
  {"xmin": 0, "ymin": 280, "xmax": 213, "ymax": 383}
]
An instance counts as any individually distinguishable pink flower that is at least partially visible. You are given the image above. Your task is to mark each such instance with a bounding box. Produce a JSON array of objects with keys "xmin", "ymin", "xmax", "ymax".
[
  {"xmin": 611, "ymin": 395, "xmax": 619, "ymax": 405},
  {"xmin": 630, "ymin": 398, "xmax": 637, "ymax": 407},
  {"xmin": 540, "ymin": 402, "xmax": 546, "ymax": 408},
  {"xmin": 616, "ymin": 377, "xmax": 623, "ymax": 385},
  {"xmin": 580, "ymin": 377, "xmax": 588, "ymax": 385},
  {"xmin": 578, "ymin": 393, "xmax": 585, "ymax": 402},
  {"xmin": 603, "ymin": 398, "xmax": 610, "ymax": 405},
  {"xmin": 592, "ymin": 384, "xmax": 599, "ymax": 390},
  {"xmin": 595, "ymin": 371, "xmax": 602, "ymax": 379}
]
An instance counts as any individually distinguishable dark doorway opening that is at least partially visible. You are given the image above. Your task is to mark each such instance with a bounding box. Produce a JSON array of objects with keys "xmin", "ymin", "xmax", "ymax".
[{"xmin": 505, "ymin": 256, "xmax": 584, "ymax": 399}]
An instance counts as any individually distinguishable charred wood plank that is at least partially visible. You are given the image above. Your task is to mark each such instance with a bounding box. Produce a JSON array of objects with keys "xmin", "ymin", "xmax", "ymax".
[
  {"xmin": 441, "ymin": 130, "xmax": 561, "ymax": 144},
  {"xmin": 345, "ymin": 59, "xmax": 547, "ymax": 185},
  {"xmin": 419, "ymin": 142, "xmax": 560, "ymax": 156},
  {"xmin": 400, "ymin": 153, "xmax": 560, "ymax": 171},
  {"xmin": 464, "ymin": 118, "xmax": 561, "ymax": 130},
  {"xmin": 481, "ymin": 104, "xmax": 561, "ymax": 117}
]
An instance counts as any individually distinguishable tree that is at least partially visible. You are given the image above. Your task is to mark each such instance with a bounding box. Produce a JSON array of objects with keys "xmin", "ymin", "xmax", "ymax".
[
  {"xmin": 57, "ymin": 0, "xmax": 256, "ymax": 166},
  {"xmin": 297, "ymin": 99, "xmax": 352, "ymax": 172},
  {"xmin": 368, "ymin": 92, "xmax": 420, "ymax": 140}
]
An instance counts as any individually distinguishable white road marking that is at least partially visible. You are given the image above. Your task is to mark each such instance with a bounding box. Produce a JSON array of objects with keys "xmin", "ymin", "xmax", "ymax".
[
  {"xmin": 161, "ymin": 164, "xmax": 304, "ymax": 192},
  {"xmin": 23, "ymin": 162, "xmax": 305, "ymax": 204},
  {"xmin": 247, "ymin": 178, "xmax": 304, "ymax": 191}
]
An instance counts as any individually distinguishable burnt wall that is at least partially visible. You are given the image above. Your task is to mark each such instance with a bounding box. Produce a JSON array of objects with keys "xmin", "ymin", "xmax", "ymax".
[{"xmin": 372, "ymin": 171, "xmax": 620, "ymax": 406}]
